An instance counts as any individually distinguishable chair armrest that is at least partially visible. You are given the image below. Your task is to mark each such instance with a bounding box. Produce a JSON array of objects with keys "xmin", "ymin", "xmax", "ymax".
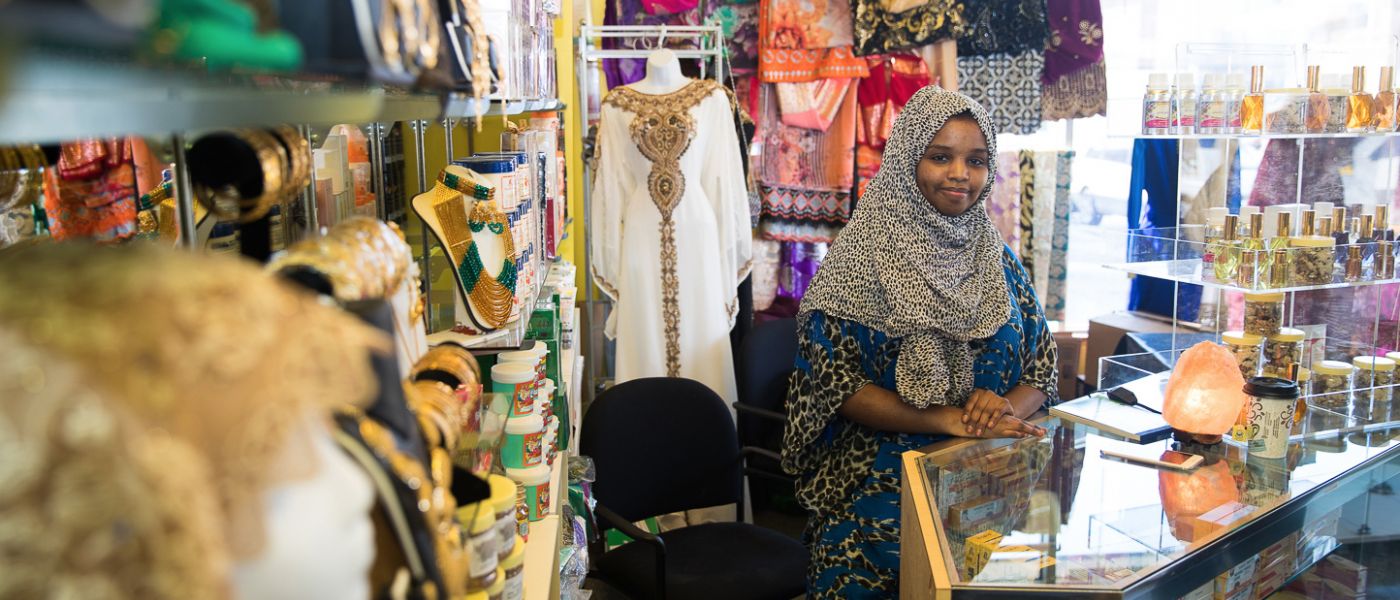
[
  {"xmin": 594, "ymin": 504, "xmax": 667, "ymax": 599},
  {"xmin": 733, "ymin": 401, "xmax": 788, "ymax": 422},
  {"xmin": 741, "ymin": 445, "xmax": 782, "ymax": 463}
]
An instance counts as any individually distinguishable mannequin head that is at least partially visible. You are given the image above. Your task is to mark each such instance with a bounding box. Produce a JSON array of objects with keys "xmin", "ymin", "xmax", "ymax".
[{"xmin": 231, "ymin": 414, "xmax": 376, "ymax": 600}]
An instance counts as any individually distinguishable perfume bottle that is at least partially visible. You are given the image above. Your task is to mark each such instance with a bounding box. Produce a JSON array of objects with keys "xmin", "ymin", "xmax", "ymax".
[
  {"xmin": 1226, "ymin": 72, "xmax": 1247, "ymax": 134},
  {"xmin": 1239, "ymin": 212, "xmax": 1270, "ymax": 286},
  {"xmin": 1269, "ymin": 211, "xmax": 1293, "ymax": 250},
  {"xmin": 1323, "ymin": 74, "xmax": 1350, "ymax": 133},
  {"xmin": 1172, "ymin": 73, "xmax": 1198, "ymax": 135},
  {"xmin": 1305, "ymin": 66, "xmax": 1329, "ymax": 134},
  {"xmin": 1197, "ymin": 74, "xmax": 1229, "ymax": 135},
  {"xmin": 1241, "ymin": 66, "xmax": 1266, "ymax": 134},
  {"xmin": 1375, "ymin": 66, "xmax": 1398, "ymax": 132},
  {"xmin": 1348, "ymin": 66, "xmax": 1375, "ymax": 133},
  {"xmin": 1360, "ymin": 214, "xmax": 1377, "ymax": 267},
  {"xmin": 1143, "ymin": 73, "xmax": 1172, "ymax": 135},
  {"xmin": 1379, "ymin": 240, "xmax": 1397, "ymax": 279},
  {"xmin": 1375, "ymin": 204, "xmax": 1393, "ymax": 241},
  {"xmin": 1269, "ymin": 248, "xmax": 1291, "ymax": 288},
  {"xmin": 1240, "ymin": 205, "xmax": 1262, "ymax": 238},
  {"xmin": 1202, "ymin": 206, "xmax": 1228, "ymax": 274},
  {"xmin": 1209, "ymin": 213, "xmax": 1241, "ymax": 282},
  {"xmin": 1346, "ymin": 245, "xmax": 1365, "ymax": 282}
]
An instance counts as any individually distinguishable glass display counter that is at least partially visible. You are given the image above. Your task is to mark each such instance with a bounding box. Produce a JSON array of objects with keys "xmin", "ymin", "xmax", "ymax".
[{"xmin": 900, "ymin": 413, "xmax": 1400, "ymax": 599}]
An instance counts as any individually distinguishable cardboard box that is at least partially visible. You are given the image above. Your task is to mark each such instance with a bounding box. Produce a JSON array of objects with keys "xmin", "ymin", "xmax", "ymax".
[
  {"xmin": 963, "ymin": 529, "xmax": 1003, "ymax": 580},
  {"xmin": 949, "ymin": 495, "xmax": 1006, "ymax": 530},
  {"xmin": 1086, "ymin": 311, "xmax": 1178, "ymax": 385},
  {"xmin": 1214, "ymin": 555, "xmax": 1260, "ymax": 597},
  {"xmin": 1317, "ymin": 554, "xmax": 1367, "ymax": 594}
]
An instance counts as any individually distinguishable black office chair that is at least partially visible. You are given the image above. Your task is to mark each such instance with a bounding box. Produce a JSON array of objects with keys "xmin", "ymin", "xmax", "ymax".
[
  {"xmin": 734, "ymin": 318, "xmax": 798, "ymax": 492},
  {"xmin": 582, "ymin": 377, "xmax": 807, "ymax": 600}
]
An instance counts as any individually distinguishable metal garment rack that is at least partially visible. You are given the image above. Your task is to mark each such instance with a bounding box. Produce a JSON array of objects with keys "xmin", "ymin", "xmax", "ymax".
[{"xmin": 575, "ymin": 24, "xmax": 728, "ymax": 399}]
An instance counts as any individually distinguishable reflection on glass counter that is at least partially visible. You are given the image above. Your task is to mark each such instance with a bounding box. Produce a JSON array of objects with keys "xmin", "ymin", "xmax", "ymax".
[{"xmin": 901, "ymin": 413, "xmax": 1400, "ymax": 598}]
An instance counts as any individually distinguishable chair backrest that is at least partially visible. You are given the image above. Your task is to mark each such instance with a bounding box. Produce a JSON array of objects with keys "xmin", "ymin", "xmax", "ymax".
[
  {"xmin": 736, "ymin": 318, "xmax": 798, "ymax": 447},
  {"xmin": 581, "ymin": 377, "xmax": 742, "ymax": 523}
]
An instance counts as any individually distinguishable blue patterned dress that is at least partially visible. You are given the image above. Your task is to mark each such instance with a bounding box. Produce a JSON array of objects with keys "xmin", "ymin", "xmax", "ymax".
[{"xmin": 784, "ymin": 247, "xmax": 1058, "ymax": 598}]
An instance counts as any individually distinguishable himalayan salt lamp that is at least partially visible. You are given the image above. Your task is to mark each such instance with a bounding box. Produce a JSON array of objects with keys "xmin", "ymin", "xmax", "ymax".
[
  {"xmin": 1162, "ymin": 342, "xmax": 1250, "ymax": 441},
  {"xmin": 1159, "ymin": 458, "xmax": 1240, "ymax": 542}
]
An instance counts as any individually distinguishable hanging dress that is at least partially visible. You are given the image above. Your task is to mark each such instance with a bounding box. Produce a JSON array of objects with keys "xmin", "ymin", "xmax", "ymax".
[{"xmin": 589, "ymin": 79, "xmax": 754, "ymax": 403}]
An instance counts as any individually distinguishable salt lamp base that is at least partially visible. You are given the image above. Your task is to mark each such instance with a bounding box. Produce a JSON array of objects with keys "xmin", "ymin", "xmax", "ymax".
[{"xmin": 1172, "ymin": 430, "xmax": 1223, "ymax": 445}]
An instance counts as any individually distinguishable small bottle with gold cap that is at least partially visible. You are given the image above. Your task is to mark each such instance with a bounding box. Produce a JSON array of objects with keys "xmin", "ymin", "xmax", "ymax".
[
  {"xmin": 1378, "ymin": 240, "xmax": 1396, "ymax": 279},
  {"xmin": 1375, "ymin": 66, "xmax": 1398, "ymax": 132},
  {"xmin": 1209, "ymin": 213, "xmax": 1241, "ymax": 283},
  {"xmin": 1237, "ymin": 212, "xmax": 1270, "ymax": 288},
  {"xmin": 1345, "ymin": 245, "xmax": 1365, "ymax": 282},
  {"xmin": 1375, "ymin": 204, "xmax": 1393, "ymax": 241},
  {"xmin": 1348, "ymin": 66, "xmax": 1375, "ymax": 133},
  {"xmin": 1241, "ymin": 65, "xmax": 1266, "ymax": 134},
  {"xmin": 1359, "ymin": 213, "xmax": 1377, "ymax": 265},
  {"xmin": 1305, "ymin": 65, "xmax": 1330, "ymax": 133}
]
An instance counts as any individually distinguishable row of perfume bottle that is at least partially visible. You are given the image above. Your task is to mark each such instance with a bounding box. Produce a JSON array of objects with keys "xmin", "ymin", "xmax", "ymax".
[
  {"xmin": 1144, "ymin": 65, "xmax": 1399, "ymax": 135},
  {"xmin": 1202, "ymin": 205, "xmax": 1398, "ymax": 288}
]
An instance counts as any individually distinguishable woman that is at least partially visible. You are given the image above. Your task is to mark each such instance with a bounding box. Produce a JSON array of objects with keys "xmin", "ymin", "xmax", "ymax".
[{"xmin": 782, "ymin": 85, "xmax": 1059, "ymax": 597}]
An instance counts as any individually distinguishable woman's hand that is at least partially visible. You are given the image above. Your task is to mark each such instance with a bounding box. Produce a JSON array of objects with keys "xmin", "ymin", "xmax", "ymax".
[
  {"xmin": 971, "ymin": 414, "xmax": 1047, "ymax": 439},
  {"xmin": 962, "ymin": 389, "xmax": 1014, "ymax": 436}
]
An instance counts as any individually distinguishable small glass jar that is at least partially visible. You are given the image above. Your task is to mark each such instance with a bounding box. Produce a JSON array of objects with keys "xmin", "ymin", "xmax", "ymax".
[
  {"xmin": 1351, "ymin": 356, "xmax": 1397, "ymax": 422},
  {"xmin": 1243, "ymin": 292, "xmax": 1284, "ymax": 337},
  {"xmin": 1221, "ymin": 331, "xmax": 1263, "ymax": 380},
  {"xmin": 1289, "ymin": 236, "xmax": 1336, "ymax": 285},
  {"xmin": 1262, "ymin": 328, "xmax": 1305, "ymax": 378},
  {"xmin": 1311, "ymin": 359, "xmax": 1355, "ymax": 413}
]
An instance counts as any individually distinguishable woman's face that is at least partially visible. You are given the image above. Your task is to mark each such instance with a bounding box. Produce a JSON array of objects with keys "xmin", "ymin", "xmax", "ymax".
[{"xmin": 915, "ymin": 115, "xmax": 990, "ymax": 217}]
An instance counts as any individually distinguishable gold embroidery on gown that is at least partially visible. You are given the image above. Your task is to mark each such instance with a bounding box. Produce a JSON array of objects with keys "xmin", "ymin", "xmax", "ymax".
[{"xmin": 602, "ymin": 79, "xmax": 722, "ymax": 377}]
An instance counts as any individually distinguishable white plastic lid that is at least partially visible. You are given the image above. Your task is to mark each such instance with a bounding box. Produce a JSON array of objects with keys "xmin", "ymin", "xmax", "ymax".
[
  {"xmin": 1227, "ymin": 72, "xmax": 1246, "ymax": 89},
  {"xmin": 542, "ymin": 378, "xmax": 556, "ymax": 397},
  {"xmin": 1208, "ymin": 207, "xmax": 1229, "ymax": 226},
  {"xmin": 497, "ymin": 350, "xmax": 537, "ymax": 365},
  {"xmin": 506, "ymin": 464, "xmax": 551, "ymax": 485},
  {"xmin": 505, "ymin": 413, "xmax": 544, "ymax": 434},
  {"xmin": 1241, "ymin": 205, "xmax": 1261, "ymax": 218},
  {"xmin": 1175, "ymin": 72, "xmax": 1194, "ymax": 87},
  {"xmin": 491, "ymin": 361, "xmax": 535, "ymax": 385},
  {"xmin": 529, "ymin": 340, "xmax": 549, "ymax": 358},
  {"xmin": 1148, "ymin": 73, "xmax": 1169, "ymax": 88}
]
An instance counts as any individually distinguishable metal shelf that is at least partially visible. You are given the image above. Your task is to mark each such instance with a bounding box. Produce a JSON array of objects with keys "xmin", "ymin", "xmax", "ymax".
[{"xmin": 0, "ymin": 51, "xmax": 564, "ymax": 143}]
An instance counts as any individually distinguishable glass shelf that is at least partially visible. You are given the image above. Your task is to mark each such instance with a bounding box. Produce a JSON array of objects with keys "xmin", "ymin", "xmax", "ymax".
[
  {"xmin": 1123, "ymin": 131, "xmax": 1400, "ymax": 141},
  {"xmin": 1103, "ymin": 227, "xmax": 1400, "ymax": 294}
]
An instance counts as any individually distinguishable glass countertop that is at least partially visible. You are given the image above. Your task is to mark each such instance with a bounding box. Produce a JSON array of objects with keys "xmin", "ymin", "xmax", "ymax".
[{"xmin": 915, "ymin": 408, "xmax": 1400, "ymax": 595}]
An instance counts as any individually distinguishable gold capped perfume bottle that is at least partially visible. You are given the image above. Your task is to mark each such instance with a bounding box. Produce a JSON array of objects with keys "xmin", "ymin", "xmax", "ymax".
[
  {"xmin": 1242, "ymin": 66, "xmax": 1265, "ymax": 133},
  {"xmin": 1376, "ymin": 66, "xmax": 1398, "ymax": 132},
  {"xmin": 1376, "ymin": 205, "xmax": 1393, "ymax": 240},
  {"xmin": 1269, "ymin": 248, "xmax": 1291, "ymax": 288},
  {"xmin": 1379, "ymin": 240, "xmax": 1396, "ymax": 279},
  {"xmin": 1346, "ymin": 245, "xmax": 1365, "ymax": 281},
  {"xmin": 1210, "ymin": 214, "xmax": 1241, "ymax": 282},
  {"xmin": 1348, "ymin": 66, "xmax": 1375, "ymax": 133},
  {"xmin": 1305, "ymin": 66, "xmax": 1329, "ymax": 133},
  {"xmin": 1239, "ymin": 212, "xmax": 1270, "ymax": 287}
]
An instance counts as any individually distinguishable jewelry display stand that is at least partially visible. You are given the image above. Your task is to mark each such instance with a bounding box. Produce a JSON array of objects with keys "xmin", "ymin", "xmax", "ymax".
[{"xmin": 411, "ymin": 164, "xmax": 518, "ymax": 334}]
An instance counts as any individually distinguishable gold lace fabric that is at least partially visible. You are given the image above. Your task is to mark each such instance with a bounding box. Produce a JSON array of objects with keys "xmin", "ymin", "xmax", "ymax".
[
  {"xmin": 0, "ymin": 241, "xmax": 388, "ymax": 561},
  {"xmin": 0, "ymin": 327, "xmax": 230, "ymax": 600}
]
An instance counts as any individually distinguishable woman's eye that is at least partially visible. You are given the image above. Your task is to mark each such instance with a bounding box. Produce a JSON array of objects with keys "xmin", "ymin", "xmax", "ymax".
[
  {"xmin": 927, "ymin": 154, "xmax": 949, "ymax": 162},
  {"xmin": 969, "ymin": 158, "xmax": 986, "ymax": 167}
]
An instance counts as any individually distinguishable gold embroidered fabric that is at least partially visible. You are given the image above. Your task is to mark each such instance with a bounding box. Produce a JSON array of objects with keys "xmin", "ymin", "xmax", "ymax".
[
  {"xmin": 269, "ymin": 216, "xmax": 420, "ymax": 308},
  {"xmin": 0, "ymin": 328, "xmax": 230, "ymax": 600},
  {"xmin": 0, "ymin": 242, "xmax": 387, "ymax": 561},
  {"xmin": 602, "ymin": 79, "xmax": 721, "ymax": 376},
  {"xmin": 851, "ymin": 0, "xmax": 966, "ymax": 57}
]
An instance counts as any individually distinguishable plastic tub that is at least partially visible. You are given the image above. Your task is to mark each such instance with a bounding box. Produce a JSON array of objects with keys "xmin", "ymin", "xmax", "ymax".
[
  {"xmin": 507, "ymin": 464, "xmax": 552, "ymax": 521},
  {"xmin": 491, "ymin": 361, "xmax": 535, "ymax": 418},
  {"xmin": 502, "ymin": 413, "xmax": 545, "ymax": 469}
]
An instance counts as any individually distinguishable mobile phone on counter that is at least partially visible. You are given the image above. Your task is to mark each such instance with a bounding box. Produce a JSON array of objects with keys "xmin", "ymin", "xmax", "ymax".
[{"xmin": 1099, "ymin": 448, "xmax": 1203, "ymax": 471}]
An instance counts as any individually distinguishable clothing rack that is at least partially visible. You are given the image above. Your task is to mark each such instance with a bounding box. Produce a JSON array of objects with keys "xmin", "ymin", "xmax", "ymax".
[{"xmin": 575, "ymin": 24, "xmax": 729, "ymax": 401}]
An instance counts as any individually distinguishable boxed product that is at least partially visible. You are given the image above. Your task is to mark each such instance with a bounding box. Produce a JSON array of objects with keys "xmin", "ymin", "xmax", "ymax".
[
  {"xmin": 963, "ymin": 529, "xmax": 1003, "ymax": 580},
  {"xmin": 1180, "ymin": 580, "xmax": 1214, "ymax": 600},
  {"xmin": 1316, "ymin": 554, "xmax": 1367, "ymax": 594},
  {"xmin": 976, "ymin": 545, "xmax": 1055, "ymax": 583},
  {"xmin": 1214, "ymin": 555, "xmax": 1259, "ymax": 599}
]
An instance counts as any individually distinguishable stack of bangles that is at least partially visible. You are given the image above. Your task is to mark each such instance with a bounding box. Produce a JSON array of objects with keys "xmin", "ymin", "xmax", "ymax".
[{"xmin": 0, "ymin": 145, "xmax": 46, "ymax": 212}]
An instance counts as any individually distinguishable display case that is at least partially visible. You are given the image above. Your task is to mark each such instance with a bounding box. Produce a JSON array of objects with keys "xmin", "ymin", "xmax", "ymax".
[
  {"xmin": 899, "ymin": 41, "xmax": 1400, "ymax": 599},
  {"xmin": 900, "ymin": 416, "xmax": 1400, "ymax": 599}
]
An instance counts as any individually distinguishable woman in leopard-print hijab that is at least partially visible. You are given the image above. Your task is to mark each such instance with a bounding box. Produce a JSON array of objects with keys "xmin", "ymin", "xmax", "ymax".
[{"xmin": 781, "ymin": 85, "xmax": 1059, "ymax": 597}]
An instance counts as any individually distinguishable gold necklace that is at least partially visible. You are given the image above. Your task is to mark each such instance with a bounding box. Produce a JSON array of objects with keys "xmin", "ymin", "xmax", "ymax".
[{"xmin": 430, "ymin": 187, "xmax": 517, "ymax": 330}]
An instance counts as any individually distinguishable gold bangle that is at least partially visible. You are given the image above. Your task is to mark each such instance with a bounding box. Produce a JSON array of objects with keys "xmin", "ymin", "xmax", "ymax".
[
  {"xmin": 235, "ymin": 128, "xmax": 287, "ymax": 223},
  {"xmin": 271, "ymin": 125, "xmax": 311, "ymax": 201}
]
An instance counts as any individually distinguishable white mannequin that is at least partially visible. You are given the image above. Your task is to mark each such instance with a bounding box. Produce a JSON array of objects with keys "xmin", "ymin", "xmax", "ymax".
[
  {"xmin": 628, "ymin": 48, "xmax": 690, "ymax": 95},
  {"xmin": 231, "ymin": 414, "xmax": 377, "ymax": 600}
]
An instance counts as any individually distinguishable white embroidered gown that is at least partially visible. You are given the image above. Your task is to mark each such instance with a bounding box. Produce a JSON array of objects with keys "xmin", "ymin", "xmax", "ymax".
[{"xmin": 589, "ymin": 79, "xmax": 753, "ymax": 403}]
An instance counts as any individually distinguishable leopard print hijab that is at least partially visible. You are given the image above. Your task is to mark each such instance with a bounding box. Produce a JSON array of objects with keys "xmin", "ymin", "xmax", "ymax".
[{"xmin": 799, "ymin": 85, "xmax": 1010, "ymax": 408}]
